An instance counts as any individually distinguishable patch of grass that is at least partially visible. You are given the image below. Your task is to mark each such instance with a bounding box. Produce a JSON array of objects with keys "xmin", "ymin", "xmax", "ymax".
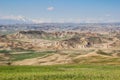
[
  {"xmin": 91, "ymin": 57, "xmax": 120, "ymax": 64},
  {"xmin": 0, "ymin": 50, "xmax": 11, "ymax": 54},
  {"xmin": 0, "ymin": 64, "xmax": 120, "ymax": 80},
  {"xmin": 72, "ymin": 55, "xmax": 120, "ymax": 65},
  {"xmin": 42, "ymin": 35, "xmax": 72, "ymax": 41},
  {"xmin": 10, "ymin": 50, "xmax": 56, "ymax": 61},
  {"xmin": 96, "ymin": 50, "xmax": 112, "ymax": 56}
]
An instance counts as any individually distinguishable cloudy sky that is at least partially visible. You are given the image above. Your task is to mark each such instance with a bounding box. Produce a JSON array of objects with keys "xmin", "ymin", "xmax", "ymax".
[{"xmin": 0, "ymin": 0, "xmax": 120, "ymax": 23}]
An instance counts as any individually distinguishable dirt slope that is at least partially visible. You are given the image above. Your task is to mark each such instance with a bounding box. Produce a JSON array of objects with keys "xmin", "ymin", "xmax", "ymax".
[{"xmin": 13, "ymin": 54, "xmax": 73, "ymax": 65}]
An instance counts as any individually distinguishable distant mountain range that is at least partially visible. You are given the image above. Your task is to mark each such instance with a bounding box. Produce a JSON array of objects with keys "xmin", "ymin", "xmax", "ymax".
[
  {"xmin": 0, "ymin": 23, "xmax": 120, "ymax": 35},
  {"xmin": 0, "ymin": 17, "xmax": 34, "ymax": 24},
  {"xmin": 0, "ymin": 19, "xmax": 26, "ymax": 24},
  {"xmin": 0, "ymin": 17, "xmax": 120, "ymax": 25}
]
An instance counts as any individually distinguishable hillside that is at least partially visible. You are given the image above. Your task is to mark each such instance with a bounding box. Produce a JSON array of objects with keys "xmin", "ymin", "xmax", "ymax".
[
  {"xmin": 0, "ymin": 30, "xmax": 120, "ymax": 65},
  {"xmin": 4, "ymin": 30, "xmax": 120, "ymax": 50}
]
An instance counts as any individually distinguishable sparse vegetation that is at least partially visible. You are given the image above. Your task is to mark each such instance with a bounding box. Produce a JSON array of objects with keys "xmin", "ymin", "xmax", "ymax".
[
  {"xmin": 0, "ymin": 25, "xmax": 120, "ymax": 79},
  {"xmin": 0, "ymin": 1, "xmax": 120, "ymax": 79},
  {"xmin": 10, "ymin": 50, "xmax": 56, "ymax": 61},
  {"xmin": 0, "ymin": 50, "xmax": 11, "ymax": 54},
  {"xmin": 96, "ymin": 50, "xmax": 112, "ymax": 56}
]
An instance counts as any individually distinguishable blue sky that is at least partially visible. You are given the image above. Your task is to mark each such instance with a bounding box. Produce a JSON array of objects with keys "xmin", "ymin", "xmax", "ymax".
[{"xmin": 0, "ymin": 0, "xmax": 120, "ymax": 23}]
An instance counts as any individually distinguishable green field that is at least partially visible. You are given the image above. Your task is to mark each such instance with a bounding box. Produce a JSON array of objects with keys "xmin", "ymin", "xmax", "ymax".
[
  {"xmin": 1, "ymin": 49, "xmax": 120, "ymax": 80},
  {"xmin": 0, "ymin": 50, "xmax": 56, "ymax": 61},
  {"xmin": 0, "ymin": 64, "xmax": 120, "ymax": 80},
  {"xmin": 10, "ymin": 50, "xmax": 55, "ymax": 61}
]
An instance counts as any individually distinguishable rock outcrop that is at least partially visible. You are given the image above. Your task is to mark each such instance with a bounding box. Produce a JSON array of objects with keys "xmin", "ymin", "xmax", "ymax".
[{"xmin": 0, "ymin": 30, "xmax": 120, "ymax": 50}]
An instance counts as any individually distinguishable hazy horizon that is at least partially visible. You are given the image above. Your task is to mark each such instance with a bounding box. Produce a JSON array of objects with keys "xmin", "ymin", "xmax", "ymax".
[{"xmin": 0, "ymin": 0, "xmax": 120, "ymax": 24}]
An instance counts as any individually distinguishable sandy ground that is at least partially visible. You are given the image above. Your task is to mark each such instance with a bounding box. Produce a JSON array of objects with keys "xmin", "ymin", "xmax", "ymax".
[
  {"xmin": 13, "ymin": 54, "xmax": 73, "ymax": 65},
  {"xmin": 12, "ymin": 50, "xmax": 110, "ymax": 65}
]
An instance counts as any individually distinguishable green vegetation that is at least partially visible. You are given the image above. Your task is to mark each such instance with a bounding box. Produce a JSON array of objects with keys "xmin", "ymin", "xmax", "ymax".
[
  {"xmin": 87, "ymin": 37, "xmax": 103, "ymax": 44},
  {"xmin": 42, "ymin": 35, "xmax": 72, "ymax": 41},
  {"xmin": 96, "ymin": 50, "xmax": 112, "ymax": 56},
  {"xmin": 0, "ymin": 50, "xmax": 11, "ymax": 54},
  {"xmin": 10, "ymin": 50, "xmax": 56, "ymax": 61},
  {"xmin": 72, "ymin": 55, "xmax": 120, "ymax": 65},
  {"xmin": 0, "ymin": 64, "xmax": 120, "ymax": 80},
  {"xmin": 0, "ymin": 50, "xmax": 56, "ymax": 61}
]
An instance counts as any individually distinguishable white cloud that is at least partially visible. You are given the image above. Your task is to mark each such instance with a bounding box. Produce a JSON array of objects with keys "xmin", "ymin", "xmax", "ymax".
[
  {"xmin": 30, "ymin": 19, "xmax": 44, "ymax": 23},
  {"xmin": 0, "ymin": 15, "xmax": 48, "ymax": 24},
  {"xmin": 0, "ymin": 15, "xmax": 26, "ymax": 22},
  {"xmin": 0, "ymin": 15, "xmax": 120, "ymax": 24},
  {"xmin": 47, "ymin": 6, "xmax": 54, "ymax": 11}
]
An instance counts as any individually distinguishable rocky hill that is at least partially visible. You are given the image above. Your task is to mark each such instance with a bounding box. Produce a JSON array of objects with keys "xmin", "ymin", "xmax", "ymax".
[
  {"xmin": 0, "ymin": 30, "xmax": 118, "ymax": 50},
  {"xmin": 0, "ymin": 30, "xmax": 120, "ymax": 65}
]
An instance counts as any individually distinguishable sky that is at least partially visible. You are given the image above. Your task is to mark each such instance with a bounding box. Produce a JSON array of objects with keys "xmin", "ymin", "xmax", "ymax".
[{"xmin": 0, "ymin": 0, "xmax": 120, "ymax": 23}]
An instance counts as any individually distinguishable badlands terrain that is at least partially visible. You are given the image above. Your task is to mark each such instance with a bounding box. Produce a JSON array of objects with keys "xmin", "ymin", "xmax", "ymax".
[{"xmin": 0, "ymin": 23, "xmax": 120, "ymax": 65}]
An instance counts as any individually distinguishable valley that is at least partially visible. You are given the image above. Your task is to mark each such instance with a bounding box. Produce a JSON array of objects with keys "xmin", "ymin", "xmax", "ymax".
[{"xmin": 0, "ymin": 23, "xmax": 120, "ymax": 66}]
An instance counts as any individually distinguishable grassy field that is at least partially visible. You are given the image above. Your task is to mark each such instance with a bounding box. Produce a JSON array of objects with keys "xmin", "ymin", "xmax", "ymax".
[
  {"xmin": 1, "ymin": 49, "xmax": 120, "ymax": 80},
  {"xmin": 10, "ymin": 50, "xmax": 55, "ymax": 61},
  {"xmin": 0, "ymin": 64, "xmax": 120, "ymax": 80},
  {"xmin": 0, "ymin": 50, "xmax": 56, "ymax": 61}
]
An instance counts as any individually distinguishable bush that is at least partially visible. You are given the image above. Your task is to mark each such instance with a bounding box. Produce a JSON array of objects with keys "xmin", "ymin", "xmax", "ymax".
[{"xmin": 0, "ymin": 50, "xmax": 11, "ymax": 54}]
